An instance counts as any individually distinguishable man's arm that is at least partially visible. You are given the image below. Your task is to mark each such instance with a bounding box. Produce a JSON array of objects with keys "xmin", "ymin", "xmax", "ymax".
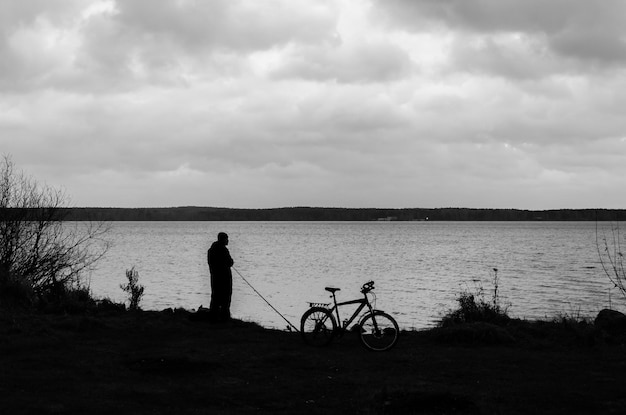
[{"xmin": 226, "ymin": 249, "xmax": 234, "ymax": 267}]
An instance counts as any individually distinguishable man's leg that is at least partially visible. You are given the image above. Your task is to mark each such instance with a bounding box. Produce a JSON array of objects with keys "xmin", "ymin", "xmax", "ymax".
[
  {"xmin": 222, "ymin": 276, "xmax": 232, "ymax": 320},
  {"xmin": 212, "ymin": 277, "xmax": 229, "ymax": 321},
  {"xmin": 209, "ymin": 275, "xmax": 218, "ymax": 314}
]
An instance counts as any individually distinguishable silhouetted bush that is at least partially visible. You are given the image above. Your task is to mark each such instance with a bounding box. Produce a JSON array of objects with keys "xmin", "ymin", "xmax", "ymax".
[
  {"xmin": 1, "ymin": 155, "xmax": 110, "ymax": 311},
  {"xmin": 37, "ymin": 284, "xmax": 99, "ymax": 314},
  {"xmin": 439, "ymin": 269, "xmax": 510, "ymax": 327},
  {"xmin": 95, "ymin": 298, "xmax": 126, "ymax": 313},
  {"xmin": 439, "ymin": 292, "xmax": 510, "ymax": 327},
  {"xmin": 0, "ymin": 268, "xmax": 35, "ymax": 310},
  {"xmin": 120, "ymin": 267, "xmax": 144, "ymax": 311}
]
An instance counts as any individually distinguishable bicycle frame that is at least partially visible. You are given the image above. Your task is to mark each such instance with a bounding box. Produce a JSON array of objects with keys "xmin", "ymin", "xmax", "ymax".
[
  {"xmin": 327, "ymin": 291, "xmax": 374, "ymax": 331},
  {"xmin": 301, "ymin": 280, "xmax": 399, "ymax": 351}
]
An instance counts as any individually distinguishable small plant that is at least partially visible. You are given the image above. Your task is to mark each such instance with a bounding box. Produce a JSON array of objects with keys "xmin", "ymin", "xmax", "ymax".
[
  {"xmin": 120, "ymin": 267, "xmax": 144, "ymax": 311},
  {"xmin": 491, "ymin": 268, "xmax": 501, "ymax": 310},
  {"xmin": 552, "ymin": 309, "xmax": 591, "ymax": 326},
  {"xmin": 439, "ymin": 268, "xmax": 510, "ymax": 327}
]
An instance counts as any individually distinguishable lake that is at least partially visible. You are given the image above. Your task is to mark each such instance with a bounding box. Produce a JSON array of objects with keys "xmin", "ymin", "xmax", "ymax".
[{"xmin": 86, "ymin": 221, "xmax": 624, "ymax": 329}]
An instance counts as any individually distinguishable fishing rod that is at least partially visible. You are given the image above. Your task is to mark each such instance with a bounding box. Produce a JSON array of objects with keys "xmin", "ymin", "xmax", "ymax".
[{"xmin": 233, "ymin": 266, "xmax": 300, "ymax": 332}]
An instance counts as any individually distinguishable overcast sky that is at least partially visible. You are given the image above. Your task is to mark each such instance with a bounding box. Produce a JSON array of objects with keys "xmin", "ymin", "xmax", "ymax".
[{"xmin": 2, "ymin": 0, "xmax": 626, "ymax": 209}]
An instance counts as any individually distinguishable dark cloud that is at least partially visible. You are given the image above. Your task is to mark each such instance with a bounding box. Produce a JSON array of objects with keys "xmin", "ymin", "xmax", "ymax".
[
  {"xmin": 272, "ymin": 39, "xmax": 414, "ymax": 83},
  {"xmin": 0, "ymin": 0, "xmax": 81, "ymax": 27},
  {"xmin": 0, "ymin": 1, "xmax": 86, "ymax": 90},
  {"xmin": 551, "ymin": 29, "xmax": 626, "ymax": 65},
  {"xmin": 447, "ymin": 35, "xmax": 560, "ymax": 80},
  {"xmin": 373, "ymin": 0, "xmax": 626, "ymax": 72},
  {"xmin": 372, "ymin": 0, "xmax": 624, "ymax": 35},
  {"xmin": 0, "ymin": 0, "xmax": 339, "ymax": 92},
  {"xmin": 116, "ymin": 0, "xmax": 337, "ymax": 52}
]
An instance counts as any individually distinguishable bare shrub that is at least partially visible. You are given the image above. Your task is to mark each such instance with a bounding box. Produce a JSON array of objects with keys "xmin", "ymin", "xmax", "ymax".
[
  {"xmin": 0, "ymin": 155, "xmax": 109, "ymax": 309},
  {"xmin": 596, "ymin": 221, "xmax": 626, "ymax": 302}
]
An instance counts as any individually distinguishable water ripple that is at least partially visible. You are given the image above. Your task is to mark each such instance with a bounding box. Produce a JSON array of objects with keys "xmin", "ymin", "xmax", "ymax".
[{"xmin": 88, "ymin": 221, "xmax": 623, "ymax": 329}]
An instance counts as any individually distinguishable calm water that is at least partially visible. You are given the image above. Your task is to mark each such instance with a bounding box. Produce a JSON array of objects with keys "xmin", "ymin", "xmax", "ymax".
[{"xmin": 86, "ymin": 221, "xmax": 623, "ymax": 329}]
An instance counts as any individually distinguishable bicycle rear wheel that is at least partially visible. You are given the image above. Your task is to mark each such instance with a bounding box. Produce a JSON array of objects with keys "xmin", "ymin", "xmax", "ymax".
[
  {"xmin": 300, "ymin": 307, "xmax": 337, "ymax": 347},
  {"xmin": 358, "ymin": 311, "xmax": 399, "ymax": 351}
]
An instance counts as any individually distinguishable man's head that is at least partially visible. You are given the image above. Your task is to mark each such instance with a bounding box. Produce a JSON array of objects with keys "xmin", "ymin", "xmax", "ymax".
[{"xmin": 217, "ymin": 232, "xmax": 229, "ymax": 245}]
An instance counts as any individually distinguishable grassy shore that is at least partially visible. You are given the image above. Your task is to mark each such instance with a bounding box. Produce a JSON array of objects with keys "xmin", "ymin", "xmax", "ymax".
[{"xmin": 2, "ymin": 309, "xmax": 626, "ymax": 414}]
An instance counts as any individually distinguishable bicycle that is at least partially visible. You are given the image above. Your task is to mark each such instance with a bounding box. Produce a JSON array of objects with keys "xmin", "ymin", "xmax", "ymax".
[{"xmin": 300, "ymin": 281, "xmax": 399, "ymax": 351}]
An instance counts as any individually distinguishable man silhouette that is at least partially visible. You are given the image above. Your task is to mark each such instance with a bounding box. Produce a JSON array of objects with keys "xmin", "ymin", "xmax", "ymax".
[{"xmin": 207, "ymin": 232, "xmax": 234, "ymax": 321}]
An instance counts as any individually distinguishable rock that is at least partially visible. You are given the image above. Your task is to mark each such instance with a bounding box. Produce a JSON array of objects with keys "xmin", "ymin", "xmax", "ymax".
[{"xmin": 595, "ymin": 309, "xmax": 626, "ymax": 335}]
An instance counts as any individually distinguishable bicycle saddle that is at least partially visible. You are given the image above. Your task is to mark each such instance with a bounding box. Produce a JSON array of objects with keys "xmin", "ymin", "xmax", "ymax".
[{"xmin": 325, "ymin": 287, "xmax": 341, "ymax": 293}]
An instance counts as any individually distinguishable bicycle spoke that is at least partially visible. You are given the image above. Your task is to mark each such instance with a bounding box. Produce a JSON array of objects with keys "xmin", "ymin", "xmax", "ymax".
[
  {"xmin": 359, "ymin": 312, "xmax": 399, "ymax": 351},
  {"xmin": 301, "ymin": 307, "xmax": 336, "ymax": 347}
]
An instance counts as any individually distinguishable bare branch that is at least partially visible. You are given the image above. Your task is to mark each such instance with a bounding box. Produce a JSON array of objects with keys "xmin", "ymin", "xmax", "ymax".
[{"xmin": 596, "ymin": 219, "xmax": 626, "ymax": 300}]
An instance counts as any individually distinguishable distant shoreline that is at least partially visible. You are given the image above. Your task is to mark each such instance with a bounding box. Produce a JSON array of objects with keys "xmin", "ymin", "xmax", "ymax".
[{"xmin": 59, "ymin": 207, "xmax": 626, "ymax": 221}]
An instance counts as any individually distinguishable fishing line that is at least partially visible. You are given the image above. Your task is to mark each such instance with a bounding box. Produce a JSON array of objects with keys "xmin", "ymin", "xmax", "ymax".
[{"xmin": 233, "ymin": 266, "xmax": 300, "ymax": 332}]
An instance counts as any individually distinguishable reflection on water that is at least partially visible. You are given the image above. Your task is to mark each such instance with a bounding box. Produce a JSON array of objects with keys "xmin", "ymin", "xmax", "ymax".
[{"xmin": 87, "ymin": 221, "xmax": 621, "ymax": 329}]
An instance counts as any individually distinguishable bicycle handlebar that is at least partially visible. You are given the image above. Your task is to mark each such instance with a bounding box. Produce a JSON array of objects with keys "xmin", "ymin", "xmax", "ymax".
[{"xmin": 361, "ymin": 280, "xmax": 375, "ymax": 293}]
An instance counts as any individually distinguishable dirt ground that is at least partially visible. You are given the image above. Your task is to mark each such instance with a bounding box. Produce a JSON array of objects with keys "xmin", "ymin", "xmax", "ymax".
[{"xmin": 2, "ymin": 310, "xmax": 626, "ymax": 414}]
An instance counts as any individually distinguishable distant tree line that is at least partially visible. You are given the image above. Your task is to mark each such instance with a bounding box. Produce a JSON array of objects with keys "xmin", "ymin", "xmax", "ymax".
[{"xmin": 54, "ymin": 207, "xmax": 626, "ymax": 221}]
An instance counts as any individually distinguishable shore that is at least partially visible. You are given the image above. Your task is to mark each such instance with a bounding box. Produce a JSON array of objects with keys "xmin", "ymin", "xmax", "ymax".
[{"xmin": 2, "ymin": 310, "xmax": 626, "ymax": 414}]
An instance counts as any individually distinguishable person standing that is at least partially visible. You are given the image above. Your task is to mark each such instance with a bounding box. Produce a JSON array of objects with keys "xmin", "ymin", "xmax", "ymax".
[{"xmin": 207, "ymin": 232, "xmax": 234, "ymax": 321}]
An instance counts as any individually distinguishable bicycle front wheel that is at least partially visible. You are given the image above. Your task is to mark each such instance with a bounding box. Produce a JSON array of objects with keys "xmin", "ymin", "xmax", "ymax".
[
  {"xmin": 358, "ymin": 311, "xmax": 399, "ymax": 351},
  {"xmin": 300, "ymin": 307, "xmax": 337, "ymax": 347}
]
